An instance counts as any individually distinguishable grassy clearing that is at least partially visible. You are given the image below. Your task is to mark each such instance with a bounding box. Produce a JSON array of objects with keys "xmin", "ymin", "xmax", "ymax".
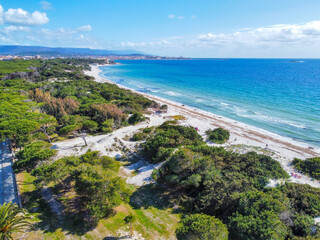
[{"xmin": 169, "ymin": 115, "xmax": 186, "ymax": 121}]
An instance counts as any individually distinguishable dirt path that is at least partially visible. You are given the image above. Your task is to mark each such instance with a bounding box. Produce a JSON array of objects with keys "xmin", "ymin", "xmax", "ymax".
[{"xmin": 41, "ymin": 186, "xmax": 65, "ymax": 223}]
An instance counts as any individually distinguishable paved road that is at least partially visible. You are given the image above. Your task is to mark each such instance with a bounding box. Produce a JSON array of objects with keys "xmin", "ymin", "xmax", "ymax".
[{"xmin": 0, "ymin": 140, "xmax": 18, "ymax": 205}]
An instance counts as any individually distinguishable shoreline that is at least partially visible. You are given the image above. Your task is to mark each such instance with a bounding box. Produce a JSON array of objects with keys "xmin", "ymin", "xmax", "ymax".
[{"xmin": 85, "ymin": 64, "xmax": 320, "ymax": 188}]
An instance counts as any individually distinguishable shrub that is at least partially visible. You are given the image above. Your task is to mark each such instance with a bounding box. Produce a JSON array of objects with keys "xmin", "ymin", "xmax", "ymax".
[
  {"xmin": 159, "ymin": 104, "xmax": 168, "ymax": 110},
  {"xmin": 151, "ymin": 169, "xmax": 160, "ymax": 181},
  {"xmin": 280, "ymin": 183, "xmax": 320, "ymax": 217},
  {"xmin": 131, "ymin": 132, "xmax": 145, "ymax": 141},
  {"xmin": 101, "ymin": 119, "xmax": 114, "ymax": 133},
  {"xmin": 165, "ymin": 174, "xmax": 180, "ymax": 185},
  {"xmin": 86, "ymin": 103, "xmax": 124, "ymax": 125},
  {"xmin": 229, "ymin": 211, "xmax": 287, "ymax": 240},
  {"xmin": 181, "ymin": 174, "xmax": 202, "ymax": 188},
  {"xmin": 153, "ymin": 147, "xmax": 174, "ymax": 163},
  {"xmin": 206, "ymin": 128, "xmax": 230, "ymax": 144},
  {"xmin": 59, "ymin": 124, "xmax": 81, "ymax": 135},
  {"xmin": 170, "ymin": 115, "xmax": 186, "ymax": 121},
  {"xmin": 293, "ymin": 157, "xmax": 320, "ymax": 180},
  {"xmin": 142, "ymin": 124, "xmax": 204, "ymax": 163},
  {"xmin": 142, "ymin": 127, "xmax": 154, "ymax": 133},
  {"xmin": 128, "ymin": 112, "xmax": 145, "ymax": 125},
  {"xmin": 292, "ymin": 214, "xmax": 315, "ymax": 237},
  {"xmin": 176, "ymin": 214, "xmax": 228, "ymax": 240},
  {"xmin": 82, "ymin": 120, "xmax": 98, "ymax": 132},
  {"xmin": 14, "ymin": 141, "xmax": 56, "ymax": 171}
]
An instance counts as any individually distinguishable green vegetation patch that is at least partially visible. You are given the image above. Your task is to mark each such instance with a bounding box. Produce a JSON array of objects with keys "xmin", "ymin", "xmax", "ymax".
[
  {"xmin": 14, "ymin": 141, "xmax": 56, "ymax": 172},
  {"xmin": 176, "ymin": 214, "xmax": 228, "ymax": 240},
  {"xmin": 32, "ymin": 151, "xmax": 130, "ymax": 223},
  {"xmin": 0, "ymin": 59, "xmax": 40, "ymax": 77},
  {"xmin": 293, "ymin": 157, "xmax": 320, "ymax": 180},
  {"xmin": 0, "ymin": 58, "xmax": 159, "ymax": 153},
  {"xmin": 206, "ymin": 127, "xmax": 230, "ymax": 144},
  {"xmin": 142, "ymin": 121, "xmax": 204, "ymax": 163},
  {"xmin": 139, "ymin": 122, "xmax": 320, "ymax": 239}
]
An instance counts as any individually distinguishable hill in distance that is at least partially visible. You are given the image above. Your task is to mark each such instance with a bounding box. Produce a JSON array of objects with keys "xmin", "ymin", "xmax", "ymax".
[{"xmin": 0, "ymin": 45, "xmax": 146, "ymax": 57}]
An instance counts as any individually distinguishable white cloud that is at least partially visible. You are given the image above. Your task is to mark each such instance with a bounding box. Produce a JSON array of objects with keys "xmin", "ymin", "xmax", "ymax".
[
  {"xmin": 77, "ymin": 25, "xmax": 92, "ymax": 31},
  {"xmin": 168, "ymin": 14, "xmax": 185, "ymax": 20},
  {"xmin": 125, "ymin": 20, "xmax": 320, "ymax": 48},
  {"xmin": 121, "ymin": 39, "xmax": 172, "ymax": 48},
  {"xmin": 3, "ymin": 25, "xmax": 30, "ymax": 33},
  {"xmin": 4, "ymin": 8, "xmax": 49, "ymax": 26},
  {"xmin": 0, "ymin": 5, "xmax": 98, "ymax": 48},
  {"xmin": 40, "ymin": 1, "xmax": 53, "ymax": 10},
  {"xmin": 118, "ymin": 20, "xmax": 320, "ymax": 57},
  {"xmin": 193, "ymin": 21, "xmax": 320, "ymax": 46},
  {"xmin": 0, "ymin": 25, "xmax": 103, "ymax": 49}
]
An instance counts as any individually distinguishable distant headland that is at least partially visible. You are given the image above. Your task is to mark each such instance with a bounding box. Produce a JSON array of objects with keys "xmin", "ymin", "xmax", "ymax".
[{"xmin": 0, "ymin": 45, "xmax": 189, "ymax": 60}]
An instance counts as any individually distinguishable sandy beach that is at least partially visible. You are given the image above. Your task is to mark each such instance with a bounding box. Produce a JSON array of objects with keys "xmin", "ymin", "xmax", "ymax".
[{"xmin": 55, "ymin": 63, "xmax": 320, "ymax": 188}]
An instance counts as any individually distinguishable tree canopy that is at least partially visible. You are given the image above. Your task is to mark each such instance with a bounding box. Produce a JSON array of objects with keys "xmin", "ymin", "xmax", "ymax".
[{"xmin": 176, "ymin": 214, "xmax": 228, "ymax": 240}]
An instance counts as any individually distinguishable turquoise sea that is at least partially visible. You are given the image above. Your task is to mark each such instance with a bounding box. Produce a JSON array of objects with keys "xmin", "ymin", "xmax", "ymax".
[{"xmin": 100, "ymin": 59, "xmax": 320, "ymax": 146}]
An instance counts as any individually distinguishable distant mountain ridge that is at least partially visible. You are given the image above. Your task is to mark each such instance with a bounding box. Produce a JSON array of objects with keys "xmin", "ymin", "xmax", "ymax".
[{"xmin": 0, "ymin": 45, "xmax": 146, "ymax": 57}]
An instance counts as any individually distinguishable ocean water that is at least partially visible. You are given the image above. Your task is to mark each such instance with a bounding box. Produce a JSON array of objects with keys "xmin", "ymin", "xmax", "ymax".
[{"xmin": 100, "ymin": 59, "xmax": 320, "ymax": 146}]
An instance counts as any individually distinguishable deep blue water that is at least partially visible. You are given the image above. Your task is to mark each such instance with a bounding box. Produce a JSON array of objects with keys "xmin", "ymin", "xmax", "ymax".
[{"xmin": 100, "ymin": 59, "xmax": 320, "ymax": 146}]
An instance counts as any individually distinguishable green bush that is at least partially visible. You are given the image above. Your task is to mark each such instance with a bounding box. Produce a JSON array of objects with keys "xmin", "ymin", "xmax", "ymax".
[
  {"xmin": 181, "ymin": 174, "xmax": 202, "ymax": 188},
  {"xmin": 82, "ymin": 120, "xmax": 98, "ymax": 132},
  {"xmin": 131, "ymin": 132, "xmax": 146, "ymax": 141},
  {"xmin": 293, "ymin": 157, "xmax": 320, "ymax": 180},
  {"xmin": 151, "ymin": 169, "xmax": 160, "ymax": 181},
  {"xmin": 176, "ymin": 214, "xmax": 228, "ymax": 240},
  {"xmin": 152, "ymin": 147, "xmax": 174, "ymax": 163},
  {"xmin": 128, "ymin": 112, "xmax": 145, "ymax": 125},
  {"xmin": 14, "ymin": 141, "xmax": 56, "ymax": 171},
  {"xmin": 101, "ymin": 119, "xmax": 114, "ymax": 133},
  {"xmin": 292, "ymin": 214, "xmax": 315, "ymax": 237},
  {"xmin": 159, "ymin": 104, "xmax": 168, "ymax": 110},
  {"xmin": 165, "ymin": 174, "xmax": 180, "ymax": 185},
  {"xmin": 142, "ymin": 124, "xmax": 204, "ymax": 163},
  {"xmin": 280, "ymin": 183, "xmax": 320, "ymax": 217},
  {"xmin": 59, "ymin": 124, "xmax": 81, "ymax": 135},
  {"xmin": 229, "ymin": 211, "xmax": 287, "ymax": 240},
  {"xmin": 206, "ymin": 128, "xmax": 230, "ymax": 144},
  {"xmin": 142, "ymin": 127, "xmax": 154, "ymax": 133}
]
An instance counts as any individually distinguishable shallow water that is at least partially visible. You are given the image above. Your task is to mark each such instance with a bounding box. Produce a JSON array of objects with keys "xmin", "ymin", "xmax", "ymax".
[{"xmin": 100, "ymin": 59, "xmax": 320, "ymax": 146}]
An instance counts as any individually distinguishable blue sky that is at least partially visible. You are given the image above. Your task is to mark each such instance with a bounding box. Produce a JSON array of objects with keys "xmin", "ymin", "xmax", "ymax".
[{"xmin": 1, "ymin": 0, "xmax": 320, "ymax": 57}]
